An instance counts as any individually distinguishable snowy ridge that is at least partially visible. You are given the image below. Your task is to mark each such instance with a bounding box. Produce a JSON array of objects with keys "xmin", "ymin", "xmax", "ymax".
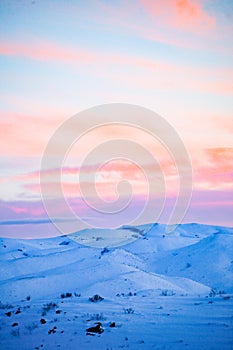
[{"xmin": 1, "ymin": 223, "xmax": 233, "ymax": 300}]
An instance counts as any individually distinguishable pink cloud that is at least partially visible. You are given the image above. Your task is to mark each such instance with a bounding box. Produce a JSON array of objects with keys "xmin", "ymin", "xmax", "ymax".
[
  {"xmin": 4, "ymin": 202, "xmax": 46, "ymax": 218},
  {"xmin": 95, "ymin": 0, "xmax": 220, "ymax": 51},
  {"xmin": 140, "ymin": 0, "xmax": 215, "ymax": 32},
  {"xmin": 10, "ymin": 207, "xmax": 28, "ymax": 214},
  {"xmin": 211, "ymin": 115, "xmax": 233, "ymax": 134},
  {"xmin": 193, "ymin": 147, "xmax": 233, "ymax": 190},
  {"xmin": 0, "ymin": 112, "xmax": 65, "ymax": 156},
  {"xmin": 0, "ymin": 41, "xmax": 95, "ymax": 65},
  {"xmin": 98, "ymin": 65, "xmax": 233, "ymax": 95},
  {"xmin": 14, "ymin": 165, "xmax": 98, "ymax": 183},
  {"xmin": 0, "ymin": 39, "xmax": 170, "ymax": 69},
  {"xmin": 1, "ymin": 39, "xmax": 232, "ymax": 97}
]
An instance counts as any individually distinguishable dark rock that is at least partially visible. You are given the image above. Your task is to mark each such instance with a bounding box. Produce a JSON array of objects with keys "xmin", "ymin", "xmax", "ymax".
[
  {"xmin": 59, "ymin": 241, "xmax": 70, "ymax": 246},
  {"xmin": 86, "ymin": 322, "xmax": 104, "ymax": 334}
]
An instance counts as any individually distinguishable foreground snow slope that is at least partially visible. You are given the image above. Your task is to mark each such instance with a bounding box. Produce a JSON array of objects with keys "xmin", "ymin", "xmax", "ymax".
[{"xmin": 0, "ymin": 223, "xmax": 232, "ymax": 349}]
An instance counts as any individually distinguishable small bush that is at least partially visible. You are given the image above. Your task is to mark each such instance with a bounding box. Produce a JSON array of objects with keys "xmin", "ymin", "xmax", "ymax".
[
  {"xmin": 209, "ymin": 288, "xmax": 217, "ymax": 297},
  {"xmin": 101, "ymin": 247, "xmax": 109, "ymax": 255},
  {"xmin": 209, "ymin": 289, "xmax": 226, "ymax": 298},
  {"xmin": 15, "ymin": 308, "xmax": 21, "ymax": 315},
  {"xmin": 86, "ymin": 312, "xmax": 106, "ymax": 321},
  {"xmin": 89, "ymin": 294, "xmax": 104, "ymax": 303},
  {"xmin": 42, "ymin": 302, "xmax": 57, "ymax": 315},
  {"xmin": 48, "ymin": 326, "xmax": 57, "ymax": 334},
  {"xmin": 160, "ymin": 290, "xmax": 175, "ymax": 296},
  {"xmin": 61, "ymin": 292, "xmax": 72, "ymax": 299},
  {"xmin": 124, "ymin": 307, "xmax": 134, "ymax": 314}
]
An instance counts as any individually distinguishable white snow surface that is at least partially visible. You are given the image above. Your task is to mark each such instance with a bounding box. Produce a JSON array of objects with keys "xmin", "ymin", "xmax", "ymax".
[{"xmin": 0, "ymin": 223, "xmax": 232, "ymax": 349}]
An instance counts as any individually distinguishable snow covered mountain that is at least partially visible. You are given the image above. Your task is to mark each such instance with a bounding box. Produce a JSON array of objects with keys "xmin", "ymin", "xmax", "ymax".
[{"xmin": 0, "ymin": 223, "xmax": 232, "ymax": 349}]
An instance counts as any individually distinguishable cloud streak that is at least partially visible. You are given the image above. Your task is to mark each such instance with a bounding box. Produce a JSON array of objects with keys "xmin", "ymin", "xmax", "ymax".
[
  {"xmin": 1, "ymin": 39, "xmax": 232, "ymax": 98},
  {"xmin": 140, "ymin": 0, "xmax": 215, "ymax": 32}
]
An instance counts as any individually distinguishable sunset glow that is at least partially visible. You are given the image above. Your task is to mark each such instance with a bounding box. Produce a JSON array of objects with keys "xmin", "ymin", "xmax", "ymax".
[{"xmin": 0, "ymin": 0, "xmax": 232, "ymax": 237}]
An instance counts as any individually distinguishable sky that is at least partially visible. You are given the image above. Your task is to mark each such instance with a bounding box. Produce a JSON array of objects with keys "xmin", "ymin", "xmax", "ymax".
[{"xmin": 0, "ymin": 0, "xmax": 232, "ymax": 238}]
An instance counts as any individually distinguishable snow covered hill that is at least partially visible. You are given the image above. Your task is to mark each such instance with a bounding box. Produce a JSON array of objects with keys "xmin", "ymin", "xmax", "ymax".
[
  {"xmin": 0, "ymin": 223, "xmax": 232, "ymax": 349},
  {"xmin": 152, "ymin": 232, "xmax": 233, "ymax": 293}
]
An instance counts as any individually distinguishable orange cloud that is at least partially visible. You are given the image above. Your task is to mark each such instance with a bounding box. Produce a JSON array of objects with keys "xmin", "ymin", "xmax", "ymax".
[{"xmin": 205, "ymin": 147, "xmax": 233, "ymax": 173}]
